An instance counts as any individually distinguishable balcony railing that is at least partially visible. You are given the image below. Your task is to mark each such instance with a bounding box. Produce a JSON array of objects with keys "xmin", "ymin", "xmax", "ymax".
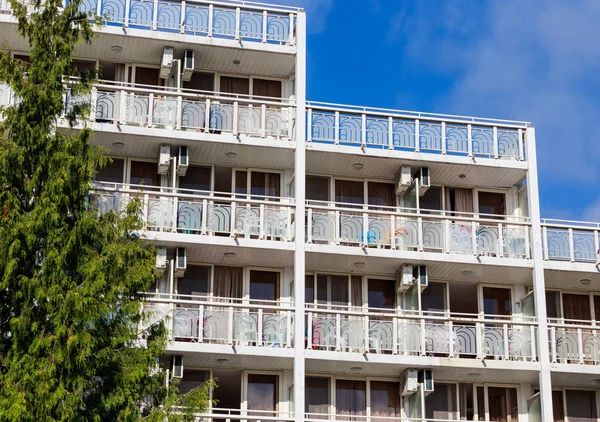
[
  {"xmin": 306, "ymin": 201, "xmax": 531, "ymax": 260},
  {"xmin": 306, "ymin": 416, "xmax": 466, "ymax": 422},
  {"xmin": 9, "ymin": 0, "xmax": 300, "ymax": 46},
  {"xmin": 144, "ymin": 294, "xmax": 294, "ymax": 348},
  {"xmin": 307, "ymin": 307, "xmax": 538, "ymax": 361},
  {"xmin": 549, "ymin": 319, "xmax": 600, "ymax": 365},
  {"xmin": 0, "ymin": 81, "xmax": 295, "ymax": 141},
  {"xmin": 307, "ymin": 102, "xmax": 528, "ymax": 161},
  {"xmin": 92, "ymin": 182, "xmax": 295, "ymax": 241},
  {"xmin": 178, "ymin": 408, "xmax": 294, "ymax": 422},
  {"xmin": 542, "ymin": 219, "xmax": 600, "ymax": 264}
]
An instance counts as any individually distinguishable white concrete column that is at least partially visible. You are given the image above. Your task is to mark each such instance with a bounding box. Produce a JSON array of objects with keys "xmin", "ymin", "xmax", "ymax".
[
  {"xmin": 293, "ymin": 10, "xmax": 307, "ymax": 422},
  {"xmin": 525, "ymin": 127, "xmax": 554, "ymax": 421}
]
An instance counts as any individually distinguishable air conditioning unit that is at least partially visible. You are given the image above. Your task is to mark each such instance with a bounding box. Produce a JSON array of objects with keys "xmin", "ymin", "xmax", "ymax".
[
  {"xmin": 176, "ymin": 146, "xmax": 189, "ymax": 177},
  {"xmin": 418, "ymin": 369, "xmax": 434, "ymax": 395},
  {"xmin": 395, "ymin": 166, "xmax": 412, "ymax": 194},
  {"xmin": 182, "ymin": 49, "xmax": 195, "ymax": 82},
  {"xmin": 400, "ymin": 369, "xmax": 419, "ymax": 396},
  {"xmin": 175, "ymin": 247, "xmax": 187, "ymax": 277},
  {"xmin": 413, "ymin": 265, "xmax": 428, "ymax": 290},
  {"xmin": 417, "ymin": 167, "xmax": 431, "ymax": 196},
  {"xmin": 155, "ymin": 246, "xmax": 167, "ymax": 275},
  {"xmin": 158, "ymin": 144, "xmax": 171, "ymax": 174},
  {"xmin": 396, "ymin": 265, "xmax": 415, "ymax": 292},
  {"xmin": 171, "ymin": 355, "xmax": 183, "ymax": 379},
  {"xmin": 160, "ymin": 46, "xmax": 174, "ymax": 79}
]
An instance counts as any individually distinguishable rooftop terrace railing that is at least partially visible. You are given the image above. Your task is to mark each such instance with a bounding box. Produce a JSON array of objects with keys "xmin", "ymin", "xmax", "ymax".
[
  {"xmin": 307, "ymin": 102, "xmax": 529, "ymax": 161},
  {"xmin": 144, "ymin": 294, "xmax": 294, "ymax": 347},
  {"xmin": 541, "ymin": 219, "xmax": 600, "ymax": 264},
  {"xmin": 10, "ymin": 0, "xmax": 301, "ymax": 46},
  {"xmin": 307, "ymin": 306, "xmax": 538, "ymax": 361},
  {"xmin": 306, "ymin": 201, "xmax": 531, "ymax": 260},
  {"xmin": 92, "ymin": 182, "xmax": 295, "ymax": 242}
]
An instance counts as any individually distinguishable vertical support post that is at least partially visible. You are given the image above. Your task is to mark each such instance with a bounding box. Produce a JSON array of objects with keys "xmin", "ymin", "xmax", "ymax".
[
  {"xmin": 448, "ymin": 320, "xmax": 454, "ymax": 357},
  {"xmin": 288, "ymin": 13, "xmax": 295, "ymax": 46},
  {"xmin": 392, "ymin": 317, "xmax": 398, "ymax": 355},
  {"xmin": 232, "ymin": 101, "xmax": 239, "ymax": 135},
  {"xmin": 208, "ymin": 4, "xmax": 213, "ymax": 37},
  {"xmin": 257, "ymin": 308, "xmax": 263, "ymax": 347},
  {"xmin": 550, "ymin": 326, "xmax": 557, "ymax": 362},
  {"xmin": 286, "ymin": 310, "xmax": 292, "ymax": 348},
  {"xmin": 198, "ymin": 305, "xmax": 204, "ymax": 343},
  {"xmin": 493, "ymin": 126, "xmax": 499, "ymax": 159},
  {"xmin": 334, "ymin": 210, "xmax": 340, "ymax": 245},
  {"xmin": 390, "ymin": 215, "xmax": 396, "ymax": 249},
  {"xmin": 444, "ymin": 219, "xmax": 451, "ymax": 253},
  {"xmin": 467, "ymin": 124, "xmax": 473, "ymax": 157},
  {"xmin": 234, "ymin": 7, "xmax": 241, "ymax": 40},
  {"xmin": 335, "ymin": 313, "xmax": 341, "ymax": 351},
  {"xmin": 180, "ymin": 0, "xmax": 186, "ymax": 33},
  {"xmin": 525, "ymin": 225, "xmax": 531, "ymax": 259},
  {"xmin": 362, "ymin": 212, "xmax": 369, "ymax": 248},
  {"xmin": 568, "ymin": 228, "xmax": 575, "ymax": 262},
  {"xmin": 262, "ymin": 10, "xmax": 268, "ymax": 43},
  {"xmin": 594, "ymin": 230, "xmax": 599, "ymax": 262},
  {"xmin": 204, "ymin": 98, "xmax": 211, "ymax": 132},
  {"xmin": 363, "ymin": 315, "xmax": 369, "ymax": 353},
  {"xmin": 124, "ymin": 0, "xmax": 131, "ymax": 27},
  {"xmin": 414, "ymin": 119, "xmax": 420, "ymax": 152},
  {"xmin": 334, "ymin": 111, "xmax": 340, "ymax": 145},
  {"xmin": 201, "ymin": 199, "xmax": 208, "ymax": 235},
  {"xmin": 578, "ymin": 328, "xmax": 584, "ymax": 364},
  {"xmin": 307, "ymin": 108, "xmax": 312, "ymax": 142},
  {"xmin": 388, "ymin": 116, "xmax": 394, "ymax": 150},
  {"xmin": 147, "ymin": 93, "xmax": 154, "ymax": 127},
  {"xmin": 307, "ymin": 207, "xmax": 313, "ymax": 243},
  {"xmin": 525, "ymin": 127, "xmax": 554, "ymax": 421},
  {"xmin": 306, "ymin": 312, "xmax": 313, "ymax": 349},
  {"xmin": 227, "ymin": 306, "xmax": 234, "ymax": 345},
  {"xmin": 475, "ymin": 322, "xmax": 484, "ymax": 359},
  {"xmin": 292, "ymin": 11, "xmax": 307, "ymax": 422},
  {"xmin": 542, "ymin": 225, "xmax": 549, "ymax": 260},
  {"xmin": 361, "ymin": 113, "xmax": 367, "ymax": 148},
  {"xmin": 96, "ymin": 0, "xmax": 102, "ymax": 20},
  {"xmin": 230, "ymin": 202, "xmax": 237, "ymax": 237},
  {"xmin": 152, "ymin": 0, "xmax": 158, "ymax": 30},
  {"xmin": 261, "ymin": 103, "xmax": 267, "ymax": 137},
  {"xmin": 441, "ymin": 121, "xmax": 447, "ymax": 154},
  {"xmin": 176, "ymin": 96, "xmax": 182, "ymax": 130},
  {"xmin": 531, "ymin": 325, "xmax": 537, "ymax": 361},
  {"xmin": 518, "ymin": 128, "xmax": 525, "ymax": 161},
  {"xmin": 417, "ymin": 217, "xmax": 424, "ymax": 252},
  {"xmin": 472, "ymin": 221, "xmax": 478, "ymax": 256},
  {"xmin": 503, "ymin": 323, "xmax": 510, "ymax": 360},
  {"xmin": 259, "ymin": 203, "xmax": 265, "ymax": 240},
  {"xmin": 498, "ymin": 223, "xmax": 504, "ymax": 257},
  {"xmin": 420, "ymin": 318, "xmax": 426, "ymax": 356}
]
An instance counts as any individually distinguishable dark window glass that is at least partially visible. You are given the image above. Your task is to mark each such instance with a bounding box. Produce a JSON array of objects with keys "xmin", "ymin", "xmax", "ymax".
[
  {"xmin": 248, "ymin": 374, "xmax": 278, "ymax": 414},
  {"xmin": 483, "ymin": 287, "xmax": 512, "ymax": 316},
  {"xmin": 130, "ymin": 161, "xmax": 159, "ymax": 187},
  {"xmin": 250, "ymin": 271, "xmax": 279, "ymax": 302},
  {"xmin": 305, "ymin": 377, "xmax": 330, "ymax": 418},
  {"xmin": 307, "ymin": 176, "xmax": 330, "ymax": 202},
  {"xmin": 367, "ymin": 279, "xmax": 395, "ymax": 309},
  {"xmin": 180, "ymin": 166, "xmax": 211, "ymax": 192},
  {"xmin": 253, "ymin": 78, "xmax": 282, "ymax": 99},
  {"xmin": 135, "ymin": 67, "xmax": 159, "ymax": 87},
  {"xmin": 177, "ymin": 266, "xmax": 210, "ymax": 297},
  {"xmin": 95, "ymin": 158, "xmax": 124, "ymax": 183},
  {"xmin": 178, "ymin": 370, "xmax": 210, "ymax": 395},
  {"xmin": 421, "ymin": 282, "xmax": 446, "ymax": 314},
  {"xmin": 478, "ymin": 191, "xmax": 506, "ymax": 217},
  {"xmin": 420, "ymin": 186, "xmax": 443, "ymax": 214},
  {"xmin": 184, "ymin": 72, "xmax": 214, "ymax": 91},
  {"xmin": 335, "ymin": 180, "xmax": 363, "ymax": 206},
  {"xmin": 220, "ymin": 76, "xmax": 250, "ymax": 96}
]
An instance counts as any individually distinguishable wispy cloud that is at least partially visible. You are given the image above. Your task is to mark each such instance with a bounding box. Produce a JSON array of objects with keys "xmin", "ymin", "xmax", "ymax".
[{"xmin": 387, "ymin": 0, "xmax": 600, "ymax": 219}]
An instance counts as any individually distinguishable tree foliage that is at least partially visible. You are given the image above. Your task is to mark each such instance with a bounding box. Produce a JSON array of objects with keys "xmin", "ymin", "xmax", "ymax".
[{"xmin": 0, "ymin": 0, "xmax": 212, "ymax": 420}]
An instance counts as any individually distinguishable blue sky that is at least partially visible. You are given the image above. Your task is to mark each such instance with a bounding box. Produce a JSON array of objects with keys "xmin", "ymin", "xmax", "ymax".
[{"xmin": 282, "ymin": 0, "xmax": 600, "ymax": 222}]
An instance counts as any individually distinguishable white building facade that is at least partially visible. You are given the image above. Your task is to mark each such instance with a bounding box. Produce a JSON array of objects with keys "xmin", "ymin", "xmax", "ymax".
[{"xmin": 1, "ymin": 1, "xmax": 600, "ymax": 421}]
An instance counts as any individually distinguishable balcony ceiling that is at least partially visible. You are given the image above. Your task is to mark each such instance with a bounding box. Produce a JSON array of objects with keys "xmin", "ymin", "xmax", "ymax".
[
  {"xmin": 0, "ymin": 21, "xmax": 296, "ymax": 78},
  {"xmin": 544, "ymin": 267, "xmax": 600, "ymax": 291},
  {"xmin": 306, "ymin": 249, "xmax": 533, "ymax": 286},
  {"xmin": 306, "ymin": 149, "xmax": 527, "ymax": 189},
  {"xmin": 168, "ymin": 346, "xmax": 294, "ymax": 371}
]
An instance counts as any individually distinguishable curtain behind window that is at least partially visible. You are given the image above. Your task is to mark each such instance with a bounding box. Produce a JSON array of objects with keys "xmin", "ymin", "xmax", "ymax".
[
  {"xmin": 562, "ymin": 294, "xmax": 591, "ymax": 322},
  {"xmin": 220, "ymin": 76, "xmax": 250, "ymax": 96},
  {"xmin": 253, "ymin": 79, "xmax": 282, "ymax": 99},
  {"xmin": 214, "ymin": 266, "xmax": 243, "ymax": 301},
  {"xmin": 370, "ymin": 381, "xmax": 400, "ymax": 422},
  {"xmin": 335, "ymin": 180, "xmax": 363, "ymax": 207},
  {"xmin": 367, "ymin": 182, "xmax": 396, "ymax": 209},
  {"xmin": 351, "ymin": 276, "xmax": 363, "ymax": 309},
  {"xmin": 336, "ymin": 380, "xmax": 366, "ymax": 420},
  {"xmin": 306, "ymin": 377, "xmax": 330, "ymax": 419}
]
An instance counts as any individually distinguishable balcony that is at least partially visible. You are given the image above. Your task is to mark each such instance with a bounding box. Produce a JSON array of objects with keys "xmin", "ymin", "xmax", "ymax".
[
  {"xmin": 307, "ymin": 102, "xmax": 529, "ymax": 164},
  {"xmin": 542, "ymin": 219, "xmax": 600, "ymax": 264},
  {"xmin": 549, "ymin": 319, "xmax": 600, "ymax": 365},
  {"xmin": 91, "ymin": 182, "xmax": 295, "ymax": 245},
  {"xmin": 144, "ymin": 294, "xmax": 294, "ymax": 348},
  {"xmin": 306, "ymin": 201, "xmax": 531, "ymax": 262},
  {"xmin": 1, "ymin": 0, "xmax": 299, "ymax": 47},
  {"xmin": 307, "ymin": 307, "xmax": 538, "ymax": 362}
]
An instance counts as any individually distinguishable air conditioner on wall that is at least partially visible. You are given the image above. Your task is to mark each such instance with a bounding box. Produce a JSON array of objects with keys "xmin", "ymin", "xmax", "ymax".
[
  {"xmin": 155, "ymin": 247, "xmax": 167, "ymax": 275},
  {"xmin": 182, "ymin": 50, "xmax": 195, "ymax": 82},
  {"xmin": 175, "ymin": 247, "xmax": 187, "ymax": 277},
  {"xmin": 418, "ymin": 369, "xmax": 434, "ymax": 395},
  {"xmin": 176, "ymin": 146, "xmax": 189, "ymax": 177},
  {"xmin": 160, "ymin": 46, "xmax": 174, "ymax": 79},
  {"xmin": 400, "ymin": 369, "xmax": 419, "ymax": 396},
  {"xmin": 395, "ymin": 165, "xmax": 412, "ymax": 194},
  {"xmin": 396, "ymin": 265, "xmax": 414, "ymax": 292},
  {"xmin": 158, "ymin": 144, "xmax": 171, "ymax": 175},
  {"xmin": 417, "ymin": 167, "xmax": 431, "ymax": 196},
  {"xmin": 171, "ymin": 355, "xmax": 183, "ymax": 378}
]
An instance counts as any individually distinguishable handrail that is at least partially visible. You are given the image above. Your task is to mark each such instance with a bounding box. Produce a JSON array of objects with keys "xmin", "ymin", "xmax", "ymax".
[
  {"xmin": 306, "ymin": 306, "xmax": 537, "ymax": 326},
  {"xmin": 306, "ymin": 199, "xmax": 530, "ymax": 225},
  {"xmin": 307, "ymin": 101, "xmax": 531, "ymax": 128},
  {"xmin": 541, "ymin": 218, "xmax": 600, "ymax": 229},
  {"xmin": 548, "ymin": 318, "xmax": 600, "ymax": 328},
  {"xmin": 145, "ymin": 294, "xmax": 293, "ymax": 311},
  {"xmin": 93, "ymin": 182, "xmax": 294, "ymax": 206}
]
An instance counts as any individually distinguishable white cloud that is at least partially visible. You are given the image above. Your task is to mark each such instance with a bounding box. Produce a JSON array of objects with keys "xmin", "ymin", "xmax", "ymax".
[{"xmin": 388, "ymin": 0, "xmax": 600, "ymax": 219}]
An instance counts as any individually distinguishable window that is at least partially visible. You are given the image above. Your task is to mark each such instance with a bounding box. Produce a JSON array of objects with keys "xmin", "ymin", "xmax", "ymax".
[
  {"xmin": 178, "ymin": 370, "xmax": 210, "ymax": 395},
  {"xmin": 367, "ymin": 279, "xmax": 395, "ymax": 310},
  {"xmin": 247, "ymin": 374, "xmax": 278, "ymax": 415},
  {"xmin": 249, "ymin": 270, "xmax": 280, "ymax": 303},
  {"xmin": 425, "ymin": 383, "xmax": 458, "ymax": 420},
  {"xmin": 483, "ymin": 287, "xmax": 512, "ymax": 316},
  {"xmin": 421, "ymin": 282, "xmax": 446, "ymax": 315},
  {"xmin": 420, "ymin": 186, "xmax": 443, "ymax": 214},
  {"xmin": 130, "ymin": 161, "xmax": 160, "ymax": 187},
  {"xmin": 306, "ymin": 377, "xmax": 330, "ymax": 419},
  {"xmin": 213, "ymin": 266, "xmax": 243, "ymax": 300},
  {"xmin": 546, "ymin": 291, "xmax": 561, "ymax": 319},
  {"xmin": 253, "ymin": 78, "xmax": 282, "ymax": 99},
  {"xmin": 370, "ymin": 381, "xmax": 400, "ymax": 422},
  {"xmin": 220, "ymin": 76, "xmax": 250, "ymax": 96},
  {"xmin": 177, "ymin": 265, "xmax": 210, "ymax": 298},
  {"xmin": 316, "ymin": 275, "xmax": 349, "ymax": 308},
  {"xmin": 562, "ymin": 294, "xmax": 591, "ymax": 322},
  {"xmin": 335, "ymin": 180, "xmax": 363, "ymax": 206},
  {"xmin": 179, "ymin": 166, "xmax": 211, "ymax": 193},
  {"xmin": 183, "ymin": 72, "xmax": 214, "ymax": 91},
  {"xmin": 134, "ymin": 67, "xmax": 159, "ymax": 87},
  {"xmin": 214, "ymin": 166, "xmax": 233, "ymax": 195},
  {"xmin": 235, "ymin": 170, "xmax": 281, "ymax": 200},
  {"xmin": 95, "ymin": 158, "xmax": 124, "ymax": 183},
  {"xmin": 478, "ymin": 191, "xmax": 506, "ymax": 218},
  {"xmin": 367, "ymin": 182, "xmax": 395, "ymax": 209},
  {"xmin": 305, "ymin": 275, "xmax": 315, "ymax": 304},
  {"xmin": 565, "ymin": 390, "xmax": 597, "ymax": 421},
  {"xmin": 306, "ymin": 176, "xmax": 330, "ymax": 202},
  {"xmin": 335, "ymin": 380, "xmax": 366, "ymax": 420}
]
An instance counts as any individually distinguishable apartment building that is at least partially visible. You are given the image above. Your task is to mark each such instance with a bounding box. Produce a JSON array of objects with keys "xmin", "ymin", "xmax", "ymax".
[{"xmin": 1, "ymin": 1, "xmax": 599, "ymax": 421}]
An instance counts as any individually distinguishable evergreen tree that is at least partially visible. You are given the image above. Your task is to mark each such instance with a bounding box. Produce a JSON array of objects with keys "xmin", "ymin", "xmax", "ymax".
[{"xmin": 0, "ymin": 0, "xmax": 213, "ymax": 420}]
